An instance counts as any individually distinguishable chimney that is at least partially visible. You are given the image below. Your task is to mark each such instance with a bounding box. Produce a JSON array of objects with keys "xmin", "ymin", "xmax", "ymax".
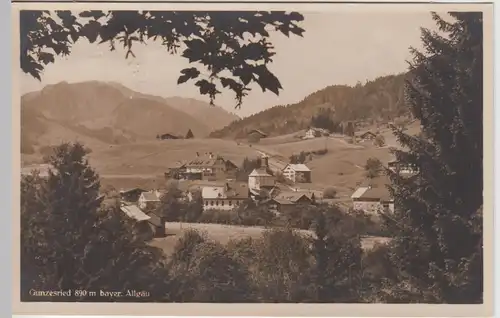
[
  {"xmin": 209, "ymin": 152, "xmax": 214, "ymax": 159},
  {"xmin": 196, "ymin": 152, "xmax": 200, "ymax": 157},
  {"xmin": 261, "ymin": 154, "xmax": 269, "ymax": 168}
]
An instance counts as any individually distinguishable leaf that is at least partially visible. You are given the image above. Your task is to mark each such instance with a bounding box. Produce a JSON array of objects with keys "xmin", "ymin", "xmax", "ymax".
[
  {"xmin": 80, "ymin": 20, "xmax": 102, "ymax": 44},
  {"xmin": 79, "ymin": 10, "xmax": 106, "ymax": 20},
  {"xmin": 38, "ymin": 52, "xmax": 55, "ymax": 65},
  {"xmin": 177, "ymin": 67, "xmax": 200, "ymax": 84},
  {"xmin": 254, "ymin": 66, "xmax": 282, "ymax": 95}
]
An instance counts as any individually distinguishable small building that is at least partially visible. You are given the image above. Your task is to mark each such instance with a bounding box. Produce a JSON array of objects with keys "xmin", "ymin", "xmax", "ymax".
[
  {"xmin": 356, "ymin": 131, "xmax": 377, "ymax": 141},
  {"xmin": 304, "ymin": 127, "xmax": 329, "ymax": 139},
  {"xmin": 201, "ymin": 182, "xmax": 249, "ymax": 211},
  {"xmin": 159, "ymin": 133, "xmax": 181, "ymax": 140},
  {"xmin": 388, "ymin": 160, "xmax": 418, "ymax": 175},
  {"xmin": 350, "ymin": 184, "xmax": 394, "ymax": 215},
  {"xmin": 119, "ymin": 187, "xmax": 147, "ymax": 203},
  {"xmin": 282, "ymin": 164, "xmax": 312, "ymax": 183},
  {"xmin": 138, "ymin": 190, "xmax": 161, "ymax": 211},
  {"xmin": 248, "ymin": 129, "xmax": 268, "ymax": 139},
  {"xmin": 120, "ymin": 204, "xmax": 165, "ymax": 238}
]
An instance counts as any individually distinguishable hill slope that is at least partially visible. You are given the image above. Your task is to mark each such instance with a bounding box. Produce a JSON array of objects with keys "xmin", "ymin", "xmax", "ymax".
[
  {"xmin": 21, "ymin": 81, "xmax": 239, "ymax": 154},
  {"xmin": 210, "ymin": 73, "xmax": 409, "ymax": 139}
]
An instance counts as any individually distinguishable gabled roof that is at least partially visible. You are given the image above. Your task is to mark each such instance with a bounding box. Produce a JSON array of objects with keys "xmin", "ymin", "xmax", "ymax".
[
  {"xmin": 120, "ymin": 187, "xmax": 147, "ymax": 195},
  {"xmin": 283, "ymin": 164, "xmax": 311, "ymax": 172},
  {"xmin": 275, "ymin": 191, "xmax": 312, "ymax": 203},
  {"xmin": 140, "ymin": 191, "xmax": 160, "ymax": 201},
  {"xmin": 248, "ymin": 129, "xmax": 268, "ymax": 137},
  {"xmin": 120, "ymin": 205, "xmax": 151, "ymax": 222},
  {"xmin": 359, "ymin": 185, "xmax": 392, "ymax": 201},
  {"xmin": 351, "ymin": 187, "xmax": 370, "ymax": 199},
  {"xmin": 249, "ymin": 167, "xmax": 272, "ymax": 177},
  {"xmin": 146, "ymin": 211, "xmax": 162, "ymax": 227}
]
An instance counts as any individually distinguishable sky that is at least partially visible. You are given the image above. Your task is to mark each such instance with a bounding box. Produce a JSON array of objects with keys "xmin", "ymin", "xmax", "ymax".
[{"xmin": 20, "ymin": 11, "xmax": 439, "ymax": 117}]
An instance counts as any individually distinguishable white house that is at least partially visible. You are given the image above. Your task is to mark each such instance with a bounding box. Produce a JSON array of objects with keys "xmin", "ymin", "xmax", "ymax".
[
  {"xmin": 201, "ymin": 182, "xmax": 249, "ymax": 211},
  {"xmin": 304, "ymin": 127, "xmax": 329, "ymax": 139},
  {"xmin": 282, "ymin": 164, "xmax": 312, "ymax": 183},
  {"xmin": 138, "ymin": 190, "xmax": 161, "ymax": 210}
]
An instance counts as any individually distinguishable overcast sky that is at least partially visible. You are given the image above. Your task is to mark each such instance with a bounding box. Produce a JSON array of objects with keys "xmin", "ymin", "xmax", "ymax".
[{"xmin": 20, "ymin": 11, "xmax": 439, "ymax": 117}]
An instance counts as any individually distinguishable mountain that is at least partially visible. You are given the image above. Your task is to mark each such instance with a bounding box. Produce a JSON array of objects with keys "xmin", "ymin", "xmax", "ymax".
[
  {"xmin": 210, "ymin": 73, "xmax": 409, "ymax": 139},
  {"xmin": 21, "ymin": 81, "xmax": 239, "ymax": 154}
]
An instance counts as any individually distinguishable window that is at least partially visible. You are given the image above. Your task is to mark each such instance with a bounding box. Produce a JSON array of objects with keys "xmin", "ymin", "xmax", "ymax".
[
  {"xmin": 205, "ymin": 201, "xmax": 208, "ymax": 206},
  {"xmin": 229, "ymin": 201, "xmax": 232, "ymax": 206},
  {"xmin": 210, "ymin": 201, "xmax": 214, "ymax": 206},
  {"xmin": 216, "ymin": 201, "xmax": 219, "ymax": 206},
  {"xmin": 222, "ymin": 201, "xmax": 225, "ymax": 206}
]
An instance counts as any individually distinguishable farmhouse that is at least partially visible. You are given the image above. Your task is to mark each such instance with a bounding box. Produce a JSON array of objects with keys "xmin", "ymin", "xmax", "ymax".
[
  {"xmin": 265, "ymin": 191, "xmax": 313, "ymax": 214},
  {"xmin": 304, "ymin": 127, "xmax": 329, "ymax": 139},
  {"xmin": 119, "ymin": 187, "xmax": 147, "ymax": 203},
  {"xmin": 248, "ymin": 129, "xmax": 268, "ymax": 138},
  {"xmin": 201, "ymin": 182, "xmax": 249, "ymax": 210},
  {"xmin": 158, "ymin": 133, "xmax": 181, "ymax": 140},
  {"xmin": 388, "ymin": 160, "xmax": 418, "ymax": 175},
  {"xmin": 138, "ymin": 190, "xmax": 161, "ymax": 210},
  {"xmin": 181, "ymin": 153, "xmax": 238, "ymax": 180},
  {"xmin": 350, "ymin": 184, "xmax": 394, "ymax": 215},
  {"xmin": 120, "ymin": 204, "xmax": 165, "ymax": 238},
  {"xmin": 282, "ymin": 163, "xmax": 312, "ymax": 183},
  {"xmin": 356, "ymin": 131, "xmax": 377, "ymax": 141}
]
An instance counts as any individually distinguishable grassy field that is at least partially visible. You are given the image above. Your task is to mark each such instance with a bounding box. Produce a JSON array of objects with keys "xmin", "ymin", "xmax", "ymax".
[{"xmin": 150, "ymin": 222, "xmax": 391, "ymax": 256}]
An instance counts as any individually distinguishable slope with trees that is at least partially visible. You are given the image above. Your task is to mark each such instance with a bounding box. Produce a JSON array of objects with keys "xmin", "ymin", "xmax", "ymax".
[{"xmin": 210, "ymin": 73, "xmax": 409, "ymax": 139}]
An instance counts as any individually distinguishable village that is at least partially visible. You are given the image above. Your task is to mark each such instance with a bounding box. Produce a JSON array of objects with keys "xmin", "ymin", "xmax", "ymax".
[{"xmin": 108, "ymin": 125, "xmax": 418, "ymax": 239}]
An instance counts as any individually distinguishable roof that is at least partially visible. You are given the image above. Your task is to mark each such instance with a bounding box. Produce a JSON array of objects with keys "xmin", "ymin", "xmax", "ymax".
[
  {"xmin": 140, "ymin": 191, "xmax": 160, "ymax": 201},
  {"xmin": 146, "ymin": 211, "xmax": 162, "ymax": 227},
  {"xmin": 249, "ymin": 167, "xmax": 272, "ymax": 177},
  {"xmin": 351, "ymin": 187, "xmax": 370, "ymax": 199},
  {"xmin": 120, "ymin": 187, "xmax": 146, "ymax": 195},
  {"xmin": 120, "ymin": 205, "xmax": 151, "ymax": 222},
  {"xmin": 202, "ymin": 186, "xmax": 226, "ymax": 199},
  {"xmin": 359, "ymin": 185, "xmax": 392, "ymax": 201},
  {"xmin": 168, "ymin": 161, "xmax": 186, "ymax": 169},
  {"xmin": 248, "ymin": 129, "xmax": 268, "ymax": 137},
  {"xmin": 284, "ymin": 164, "xmax": 311, "ymax": 172},
  {"xmin": 357, "ymin": 131, "xmax": 377, "ymax": 137},
  {"xmin": 275, "ymin": 191, "xmax": 312, "ymax": 203},
  {"xmin": 225, "ymin": 182, "xmax": 249, "ymax": 199}
]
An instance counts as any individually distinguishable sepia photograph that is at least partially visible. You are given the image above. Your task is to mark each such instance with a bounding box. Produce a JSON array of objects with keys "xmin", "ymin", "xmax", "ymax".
[{"xmin": 13, "ymin": 1, "xmax": 493, "ymax": 316}]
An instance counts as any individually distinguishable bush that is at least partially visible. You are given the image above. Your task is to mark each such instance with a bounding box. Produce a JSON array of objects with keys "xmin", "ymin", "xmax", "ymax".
[{"xmin": 323, "ymin": 187, "xmax": 337, "ymax": 199}]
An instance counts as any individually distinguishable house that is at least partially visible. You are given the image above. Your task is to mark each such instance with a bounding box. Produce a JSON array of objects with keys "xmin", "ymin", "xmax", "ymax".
[
  {"xmin": 120, "ymin": 204, "xmax": 165, "ymax": 238},
  {"xmin": 138, "ymin": 190, "xmax": 161, "ymax": 210},
  {"xmin": 248, "ymin": 129, "xmax": 268, "ymax": 138},
  {"xmin": 388, "ymin": 160, "xmax": 418, "ymax": 175},
  {"xmin": 351, "ymin": 184, "xmax": 394, "ymax": 215},
  {"xmin": 164, "ymin": 161, "xmax": 187, "ymax": 179},
  {"xmin": 248, "ymin": 155, "xmax": 275, "ymax": 191},
  {"xmin": 282, "ymin": 164, "xmax": 312, "ymax": 183},
  {"xmin": 265, "ymin": 191, "xmax": 313, "ymax": 214},
  {"xmin": 119, "ymin": 187, "xmax": 147, "ymax": 203},
  {"xmin": 201, "ymin": 182, "xmax": 249, "ymax": 211},
  {"xmin": 304, "ymin": 127, "xmax": 329, "ymax": 139},
  {"xmin": 356, "ymin": 131, "xmax": 377, "ymax": 141},
  {"xmin": 183, "ymin": 153, "xmax": 238, "ymax": 180},
  {"xmin": 159, "ymin": 133, "xmax": 181, "ymax": 140}
]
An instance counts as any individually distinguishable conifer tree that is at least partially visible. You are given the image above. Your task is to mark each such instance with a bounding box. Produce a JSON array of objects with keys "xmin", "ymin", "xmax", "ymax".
[
  {"xmin": 384, "ymin": 12, "xmax": 483, "ymax": 303},
  {"xmin": 185, "ymin": 129, "xmax": 194, "ymax": 139},
  {"xmin": 20, "ymin": 142, "xmax": 171, "ymax": 301}
]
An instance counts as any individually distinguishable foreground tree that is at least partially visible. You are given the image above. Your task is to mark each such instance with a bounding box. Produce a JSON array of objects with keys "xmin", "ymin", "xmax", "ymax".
[
  {"xmin": 385, "ymin": 12, "xmax": 483, "ymax": 303},
  {"xmin": 20, "ymin": 10, "xmax": 305, "ymax": 107},
  {"xmin": 20, "ymin": 142, "xmax": 170, "ymax": 301}
]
